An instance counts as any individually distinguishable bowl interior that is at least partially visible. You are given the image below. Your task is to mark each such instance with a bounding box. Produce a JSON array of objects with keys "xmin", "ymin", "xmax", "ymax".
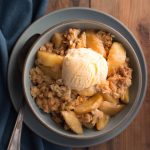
[{"xmin": 23, "ymin": 20, "xmax": 141, "ymax": 139}]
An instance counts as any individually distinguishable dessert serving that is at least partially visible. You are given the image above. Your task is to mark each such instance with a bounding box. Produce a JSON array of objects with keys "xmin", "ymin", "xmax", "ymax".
[{"xmin": 30, "ymin": 28, "xmax": 132, "ymax": 134}]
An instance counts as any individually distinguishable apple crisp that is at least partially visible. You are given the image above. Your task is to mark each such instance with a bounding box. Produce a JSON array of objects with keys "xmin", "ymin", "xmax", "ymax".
[{"xmin": 30, "ymin": 28, "xmax": 132, "ymax": 134}]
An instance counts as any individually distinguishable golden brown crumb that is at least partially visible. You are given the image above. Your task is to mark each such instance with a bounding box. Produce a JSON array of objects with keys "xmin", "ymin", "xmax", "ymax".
[
  {"xmin": 97, "ymin": 63, "xmax": 132, "ymax": 99},
  {"xmin": 31, "ymin": 86, "xmax": 40, "ymax": 98},
  {"xmin": 30, "ymin": 67, "xmax": 44, "ymax": 84},
  {"xmin": 97, "ymin": 31, "xmax": 113, "ymax": 55}
]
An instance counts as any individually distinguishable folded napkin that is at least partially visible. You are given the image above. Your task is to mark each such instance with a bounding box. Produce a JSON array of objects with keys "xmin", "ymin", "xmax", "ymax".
[{"xmin": 0, "ymin": 0, "xmax": 72, "ymax": 149}]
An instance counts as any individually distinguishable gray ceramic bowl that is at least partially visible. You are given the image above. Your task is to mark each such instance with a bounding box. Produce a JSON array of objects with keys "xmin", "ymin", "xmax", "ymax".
[{"xmin": 23, "ymin": 20, "xmax": 142, "ymax": 139}]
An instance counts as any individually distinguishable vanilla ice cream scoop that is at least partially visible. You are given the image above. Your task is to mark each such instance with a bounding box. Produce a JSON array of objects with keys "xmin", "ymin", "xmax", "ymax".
[{"xmin": 62, "ymin": 48, "xmax": 108, "ymax": 91}]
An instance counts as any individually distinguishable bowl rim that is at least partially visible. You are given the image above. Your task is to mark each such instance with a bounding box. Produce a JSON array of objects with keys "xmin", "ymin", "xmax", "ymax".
[{"xmin": 23, "ymin": 19, "xmax": 142, "ymax": 139}]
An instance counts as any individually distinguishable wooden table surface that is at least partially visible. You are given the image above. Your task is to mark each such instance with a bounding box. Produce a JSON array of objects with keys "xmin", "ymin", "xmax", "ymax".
[{"xmin": 47, "ymin": 1, "xmax": 150, "ymax": 150}]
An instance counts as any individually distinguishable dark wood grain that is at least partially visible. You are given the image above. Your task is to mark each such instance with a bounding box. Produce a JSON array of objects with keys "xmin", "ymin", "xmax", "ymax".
[
  {"xmin": 47, "ymin": 0, "xmax": 89, "ymax": 13},
  {"xmin": 47, "ymin": 0, "xmax": 150, "ymax": 150}
]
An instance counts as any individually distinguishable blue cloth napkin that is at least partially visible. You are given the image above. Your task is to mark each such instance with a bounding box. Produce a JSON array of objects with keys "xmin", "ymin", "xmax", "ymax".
[{"xmin": 0, "ymin": 0, "xmax": 72, "ymax": 150}]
